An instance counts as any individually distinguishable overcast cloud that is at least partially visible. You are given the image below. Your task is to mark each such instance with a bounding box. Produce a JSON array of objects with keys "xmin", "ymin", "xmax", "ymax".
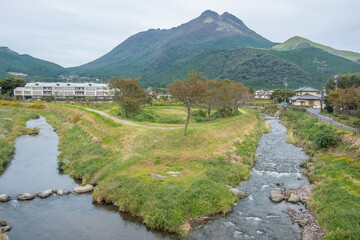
[{"xmin": 1, "ymin": 0, "xmax": 359, "ymax": 67}]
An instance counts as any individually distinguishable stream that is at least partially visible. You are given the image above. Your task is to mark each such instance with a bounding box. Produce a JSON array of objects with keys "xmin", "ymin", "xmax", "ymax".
[
  {"xmin": 0, "ymin": 115, "xmax": 309, "ymax": 240},
  {"xmin": 189, "ymin": 115, "xmax": 309, "ymax": 239},
  {"xmin": 0, "ymin": 117, "xmax": 173, "ymax": 240}
]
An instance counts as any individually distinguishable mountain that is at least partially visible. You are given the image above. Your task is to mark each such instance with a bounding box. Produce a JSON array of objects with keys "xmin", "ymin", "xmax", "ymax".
[
  {"xmin": 143, "ymin": 46, "xmax": 360, "ymax": 89},
  {"xmin": 70, "ymin": 10, "xmax": 275, "ymax": 78},
  {"xmin": 0, "ymin": 47, "xmax": 67, "ymax": 81},
  {"xmin": 273, "ymin": 36, "xmax": 360, "ymax": 63}
]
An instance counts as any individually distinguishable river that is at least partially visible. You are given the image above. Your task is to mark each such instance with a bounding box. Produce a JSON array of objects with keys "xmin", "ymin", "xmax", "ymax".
[
  {"xmin": 0, "ymin": 115, "xmax": 309, "ymax": 240},
  {"xmin": 188, "ymin": 115, "xmax": 309, "ymax": 239},
  {"xmin": 0, "ymin": 117, "xmax": 173, "ymax": 240}
]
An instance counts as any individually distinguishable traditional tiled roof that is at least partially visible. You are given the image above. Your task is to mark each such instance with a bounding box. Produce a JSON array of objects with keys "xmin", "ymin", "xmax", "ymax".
[
  {"xmin": 295, "ymin": 86, "xmax": 319, "ymax": 92},
  {"xmin": 297, "ymin": 93, "xmax": 321, "ymax": 100}
]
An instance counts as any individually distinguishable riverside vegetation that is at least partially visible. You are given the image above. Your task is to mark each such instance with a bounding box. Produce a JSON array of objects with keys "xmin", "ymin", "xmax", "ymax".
[
  {"xmin": 0, "ymin": 100, "xmax": 266, "ymax": 235},
  {"xmin": 280, "ymin": 108, "xmax": 360, "ymax": 240}
]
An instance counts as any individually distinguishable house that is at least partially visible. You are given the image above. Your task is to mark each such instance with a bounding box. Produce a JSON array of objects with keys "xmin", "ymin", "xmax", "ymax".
[
  {"xmin": 148, "ymin": 91, "xmax": 157, "ymax": 98},
  {"xmin": 254, "ymin": 90, "xmax": 273, "ymax": 100},
  {"xmin": 289, "ymin": 86, "xmax": 321, "ymax": 107},
  {"xmin": 14, "ymin": 82, "xmax": 114, "ymax": 100}
]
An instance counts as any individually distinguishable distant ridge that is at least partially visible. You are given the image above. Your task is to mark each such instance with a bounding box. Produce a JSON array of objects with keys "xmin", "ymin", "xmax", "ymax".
[
  {"xmin": 0, "ymin": 46, "xmax": 67, "ymax": 81},
  {"xmin": 273, "ymin": 36, "xmax": 360, "ymax": 62}
]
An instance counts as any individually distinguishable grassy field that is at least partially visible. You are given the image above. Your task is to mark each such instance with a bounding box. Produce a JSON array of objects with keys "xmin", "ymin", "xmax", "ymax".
[
  {"xmin": 281, "ymin": 109, "xmax": 360, "ymax": 240},
  {"xmin": 0, "ymin": 101, "xmax": 266, "ymax": 235}
]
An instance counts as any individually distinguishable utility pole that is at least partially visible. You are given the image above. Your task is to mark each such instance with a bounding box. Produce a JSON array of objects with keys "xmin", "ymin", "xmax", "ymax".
[
  {"xmin": 313, "ymin": 57, "xmax": 328, "ymax": 112},
  {"xmin": 334, "ymin": 74, "xmax": 338, "ymax": 90},
  {"xmin": 283, "ymin": 77, "xmax": 288, "ymax": 89}
]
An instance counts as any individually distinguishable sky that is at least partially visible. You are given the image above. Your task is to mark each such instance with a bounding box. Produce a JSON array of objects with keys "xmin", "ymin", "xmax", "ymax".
[{"xmin": 1, "ymin": 0, "xmax": 360, "ymax": 67}]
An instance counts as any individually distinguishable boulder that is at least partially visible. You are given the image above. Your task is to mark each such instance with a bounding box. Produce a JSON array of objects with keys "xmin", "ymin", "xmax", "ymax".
[
  {"xmin": 288, "ymin": 193, "xmax": 300, "ymax": 203},
  {"xmin": 151, "ymin": 174, "xmax": 167, "ymax": 179},
  {"xmin": 0, "ymin": 194, "xmax": 10, "ymax": 202},
  {"xmin": 37, "ymin": 189, "xmax": 54, "ymax": 199},
  {"xmin": 269, "ymin": 190, "xmax": 284, "ymax": 202},
  {"xmin": 0, "ymin": 221, "xmax": 6, "ymax": 227},
  {"xmin": 73, "ymin": 184, "xmax": 94, "ymax": 194},
  {"xmin": 17, "ymin": 193, "xmax": 35, "ymax": 201}
]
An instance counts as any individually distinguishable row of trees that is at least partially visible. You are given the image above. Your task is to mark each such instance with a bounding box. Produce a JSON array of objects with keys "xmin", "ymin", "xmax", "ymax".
[{"xmin": 110, "ymin": 71, "xmax": 249, "ymax": 136}]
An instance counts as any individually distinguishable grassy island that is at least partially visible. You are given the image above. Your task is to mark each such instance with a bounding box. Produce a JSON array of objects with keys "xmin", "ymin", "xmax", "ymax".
[{"xmin": 0, "ymin": 101, "xmax": 266, "ymax": 234}]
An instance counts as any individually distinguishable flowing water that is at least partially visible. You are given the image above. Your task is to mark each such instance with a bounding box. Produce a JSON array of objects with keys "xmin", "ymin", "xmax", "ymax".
[
  {"xmin": 189, "ymin": 115, "xmax": 309, "ymax": 240},
  {"xmin": 0, "ymin": 117, "xmax": 173, "ymax": 240},
  {"xmin": 0, "ymin": 115, "xmax": 308, "ymax": 240}
]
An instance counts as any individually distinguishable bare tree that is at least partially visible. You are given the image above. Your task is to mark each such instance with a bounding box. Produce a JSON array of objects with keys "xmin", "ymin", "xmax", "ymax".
[{"xmin": 168, "ymin": 71, "xmax": 208, "ymax": 135}]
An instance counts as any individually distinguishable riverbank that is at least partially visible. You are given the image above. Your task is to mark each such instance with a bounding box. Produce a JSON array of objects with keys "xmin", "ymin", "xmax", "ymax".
[
  {"xmin": 0, "ymin": 102, "xmax": 266, "ymax": 235},
  {"xmin": 0, "ymin": 105, "xmax": 40, "ymax": 174},
  {"xmin": 281, "ymin": 108, "xmax": 360, "ymax": 239}
]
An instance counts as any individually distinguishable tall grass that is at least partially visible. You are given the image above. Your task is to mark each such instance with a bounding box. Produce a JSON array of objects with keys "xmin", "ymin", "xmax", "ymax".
[{"xmin": 282, "ymin": 109, "xmax": 360, "ymax": 239}]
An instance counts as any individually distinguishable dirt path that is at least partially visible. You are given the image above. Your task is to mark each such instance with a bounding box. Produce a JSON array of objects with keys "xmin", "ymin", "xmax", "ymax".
[
  {"xmin": 84, "ymin": 108, "xmax": 248, "ymax": 130},
  {"xmin": 84, "ymin": 108, "xmax": 181, "ymax": 129}
]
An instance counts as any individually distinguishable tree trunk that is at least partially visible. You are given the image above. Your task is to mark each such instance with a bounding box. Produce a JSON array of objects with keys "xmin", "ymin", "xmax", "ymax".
[
  {"xmin": 207, "ymin": 104, "xmax": 211, "ymax": 121},
  {"xmin": 184, "ymin": 106, "xmax": 191, "ymax": 136}
]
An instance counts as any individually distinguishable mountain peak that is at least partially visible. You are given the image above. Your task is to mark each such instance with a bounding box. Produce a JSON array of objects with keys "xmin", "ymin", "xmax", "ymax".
[{"xmin": 200, "ymin": 10, "xmax": 220, "ymax": 18}]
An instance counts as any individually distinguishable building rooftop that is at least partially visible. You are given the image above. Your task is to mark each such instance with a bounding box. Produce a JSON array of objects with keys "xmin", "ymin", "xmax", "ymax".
[
  {"xmin": 290, "ymin": 93, "xmax": 321, "ymax": 101},
  {"xmin": 295, "ymin": 86, "xmax": 319, "ymax": 92}
]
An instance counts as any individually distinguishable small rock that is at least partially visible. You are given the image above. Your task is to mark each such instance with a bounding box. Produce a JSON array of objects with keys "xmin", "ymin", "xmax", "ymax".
[
  {"xmin": 17, "ymin": 193, "xmax": 35, "ymax": 201},
  {"xmin": 0, "ymin": 194, "xmax": 10, "ymax": 202},
  {"xmin": 37, "ymin": 189, "xmax": 54, "ymax": 199},
  {"xmin": 269, "ymin": 190, "xmax": 284, "ymax": 202},
  {"xmin": 73, "ymin": 184, "xmax": 94, "ymax": 194},
  {"xmin": 276, "ymin": 183, "xmax": 284, "ymax": 187},
  {"xmin": 55, "ymin": 189, "xmax": 65, "ymax": 195},
  {"xmin": 0, "ymin": 221, "xmax": 6, "ymax": 226},
  {"xmin": 288, "ymin": 193, "xmax": 300, "ymax": 203},
  {"xmin": 113, "ymin": 201, "xmax": 118, "ymax": 207},
  {"xmin": 151, "ymin": 174, "xmax": 167, "ymax": 179},
  {"xmin": 0, "ymin": 226, "xmax": 11, "ymax": 233}
]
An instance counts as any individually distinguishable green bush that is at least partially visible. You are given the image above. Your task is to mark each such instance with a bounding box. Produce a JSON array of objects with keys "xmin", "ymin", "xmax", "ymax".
[{"xmin": 314, "ymin": 130, "xmax": 337, "ymax": 148}]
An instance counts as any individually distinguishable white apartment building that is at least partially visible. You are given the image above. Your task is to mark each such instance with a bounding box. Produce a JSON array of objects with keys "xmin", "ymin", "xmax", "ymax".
[{"xmin": 14, "ymin": 82, "xmax": 114, "ymax": 100}]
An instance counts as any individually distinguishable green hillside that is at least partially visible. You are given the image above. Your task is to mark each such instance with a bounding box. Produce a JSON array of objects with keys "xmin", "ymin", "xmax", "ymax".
[
  {"xmin": 140, "ymin": 47, "xmax": 360, "ymax": 89},
  {"xmin": 0, "ymin": 47, "xmax": 67, "ymax": 81},
  {"xmin": 273, "ymin": 36, "xmax": 360, "ymax": 62},
  {"xmin": 269, "ymin": 47, "xmax": 360, "ymax": 88}
]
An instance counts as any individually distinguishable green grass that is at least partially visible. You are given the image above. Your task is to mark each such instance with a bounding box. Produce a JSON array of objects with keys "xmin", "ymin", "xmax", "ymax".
[
  {"xmin": 281, "ymin": 109, "xmax": 360, "ymax": 239},
  {"xmin": 0, "ymin": 106, "xmax": 40, "ymax": 173},
  {"xmin": 27, "ymin": 102, "xmax": 266, "ymax": 234}
]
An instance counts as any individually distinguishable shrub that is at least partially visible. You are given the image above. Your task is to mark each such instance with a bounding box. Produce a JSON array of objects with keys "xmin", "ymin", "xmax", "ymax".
[
  {"xmin": 314, "ymin": 130, "xmax": 337, "ymax": 148},
  {"xmin": 10, "ymin": 101, "xmax": 21, "ymax": 107},
  {"xmin": 29, "ymin": 102, "xmax": 45, "ymax": 109},
  {"xmin": 353, "ymin": 119, "xmax": 360, "ymax": 128},
  {"xmin": 339, "ymin": 116, "xmax": 349, "ymax": 120},
  {"xmin": 212, "ymin": 107, "xmax": 238, "ymax": 119},
  {"xmin": 0, "ymin": 100, "xmax": 9, "ymax": 105}
]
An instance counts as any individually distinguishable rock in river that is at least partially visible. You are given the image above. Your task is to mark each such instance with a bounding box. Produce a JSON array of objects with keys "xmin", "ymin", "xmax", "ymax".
[
  {"xmin": 55, "ymin": 188, "xmax": 69, "ymax": 196},
  {"xmin": 73, "ymin": 184, "xmax": 94, "ymax": 194},
  {"xmin": 288, "ymin": 193, "xmax": 300, "ymax": 203},
  {"xmin": 0, "ymin": 226, "xmax": 11, "ymax": 233},
  {"xmin": 226, "ymin": 185, "xmax": 246, "ymax": 199},
  {"xmin": 37, "ymin": 189, "xmax": 54, "ymax": 199},
  {"xmin": 0, "ymin": 194, "xmax": 10, "ymax": 202},
  {"xmin": 269, "ymin": 190, "xmax": 284, "ymax": 202},
  {"xmin": 17, "ymin": 193, "xmax": 35, "ymax": 201},
  {"xmin": 0, "ymin": 221, "xmax": 7, "ymax": 227}
]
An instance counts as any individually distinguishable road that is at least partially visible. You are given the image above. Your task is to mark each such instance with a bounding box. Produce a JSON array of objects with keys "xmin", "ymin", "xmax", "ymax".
[{"xmin": 307, "ymin": 109, "xmax": 357, "ymax": 132}]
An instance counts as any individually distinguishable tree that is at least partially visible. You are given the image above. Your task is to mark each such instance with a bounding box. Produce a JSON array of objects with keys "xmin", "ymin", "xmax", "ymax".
[
  {"xmin": 326, "ymin": 73, "xmax": 360, "ymax": 91},
  {"xmin": 270, "ymin": 89, "xmax": 296, "ymax": 103},
  {"xmin": 228, "ymin": 82, "xmax": 249, "ymax": 114},
  {"xmin": 328, "ymin": 87, "xmax": 359, "ymax": 114},
  {"xmin": 109, "ymin": 77, "xmax": 147, "ymax": 117},
  {"xmin": 0, "ymin": 77, "xmax": 26, "ymax": 96},
  {"xmin": 168, "ymin": 71, "xmax": 208, "ymax": 136}
]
